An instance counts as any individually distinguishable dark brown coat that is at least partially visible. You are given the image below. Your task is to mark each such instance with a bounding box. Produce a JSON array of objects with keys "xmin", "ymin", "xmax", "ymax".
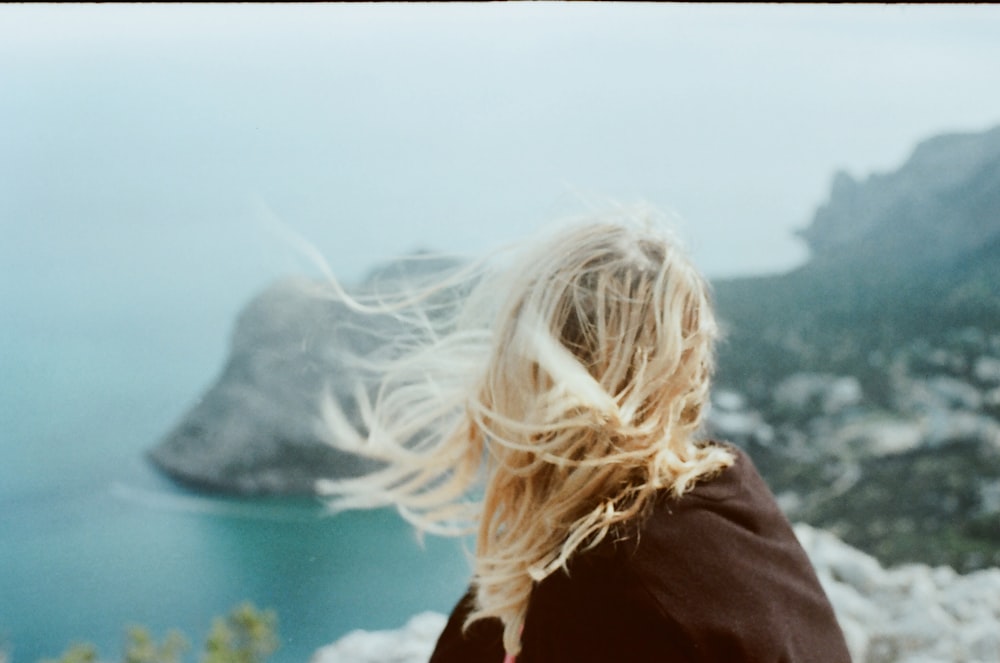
[{"xmin": 430, "ymin": 445, "xmax": 851, "ymax": 662}]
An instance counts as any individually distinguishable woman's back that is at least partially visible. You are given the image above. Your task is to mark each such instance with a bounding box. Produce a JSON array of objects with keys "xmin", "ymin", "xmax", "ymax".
[{"xmin": 431, "ymin": 444, "xmax": 850, "ymax": 662}]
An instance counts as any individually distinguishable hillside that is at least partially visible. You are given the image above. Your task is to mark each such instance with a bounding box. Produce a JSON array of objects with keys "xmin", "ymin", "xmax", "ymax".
[{"xmin": 710, "ymin": 124, "xmax": 1000, "ymax": 571}]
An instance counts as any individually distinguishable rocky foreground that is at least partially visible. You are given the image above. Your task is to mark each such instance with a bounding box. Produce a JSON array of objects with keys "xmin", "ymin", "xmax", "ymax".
[{"xmin": 311, "ymin": 524, "xmax": 1000, "ymax": 663}]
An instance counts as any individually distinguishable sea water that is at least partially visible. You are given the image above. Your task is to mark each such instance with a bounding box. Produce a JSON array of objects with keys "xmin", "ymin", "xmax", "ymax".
[
  {"xmin": 1, "ymin": 479, "xmax": 468, "ymax": 663},
  {"xmin": 0, "ymin": 248, "xmax": 470, "ymax": 663}
]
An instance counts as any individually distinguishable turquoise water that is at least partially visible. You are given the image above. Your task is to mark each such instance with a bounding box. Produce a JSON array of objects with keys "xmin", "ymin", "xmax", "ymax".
[
  {"xmin": 1, "ymin": 480, "xmax": 468, "ymax": 663},
  {"xmin": 0, "ymin": 262, "xmax": 470, "ymax": 663}
]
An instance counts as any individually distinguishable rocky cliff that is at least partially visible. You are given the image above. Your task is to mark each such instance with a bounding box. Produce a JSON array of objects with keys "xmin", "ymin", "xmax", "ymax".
[
  {"xmin": 148, "ymin": 277, "xmax": 381, "ymax": 493},
  {"xmin": 148, "ymin": 256, "xmax": 464, "ymax": 494},
  {"xmin": 799, "ymin": 125, "xmax": 1000, "ymax": 271}
]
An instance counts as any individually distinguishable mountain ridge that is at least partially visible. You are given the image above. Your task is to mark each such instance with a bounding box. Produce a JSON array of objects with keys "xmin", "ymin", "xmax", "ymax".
[{"xmin": 708, "ymin": 123, "xmax": 1000, "ymax": 571}]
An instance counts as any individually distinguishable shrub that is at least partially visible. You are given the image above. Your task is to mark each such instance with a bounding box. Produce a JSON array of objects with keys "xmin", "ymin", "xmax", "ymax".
[{"xmin": 40, "ymin": 604, "xmax": 277, "ymax": 663}]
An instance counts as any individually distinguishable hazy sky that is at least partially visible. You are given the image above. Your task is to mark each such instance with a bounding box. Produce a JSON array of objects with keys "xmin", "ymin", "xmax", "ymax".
[{"xmin": 3, "ymin": 2, "xmax": 1000, "ymax": 290}]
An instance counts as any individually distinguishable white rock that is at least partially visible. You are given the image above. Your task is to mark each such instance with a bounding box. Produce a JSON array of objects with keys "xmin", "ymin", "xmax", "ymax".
[
  {"xmin": 834, "ymin": 615, "xmax": 870, "ymax": 663},
  {"xmin": 798, "ymin": 524, "xmax": 886, "ymax": 594},
  {"xmin": 826, "ymin": 377, "xmax": 864, "ymax": 414},
  {"xmin": 930, "ymin": 564, "xmax": 957, "ymax": 589},
  {"xmin": 774, "ymin": 373, "xmax": 862, "ymax": 415},
  {"xmin": 817, "ymin": 570, "xmax": 882, "ymax": 624},
  {"xmin": 960, "ymin": 620, "xmax": 1000, "ymax": 661},
  {"xmin": 924, "ymin": 376, "xmax": 982, "ymax": 411},
  {"xmin": 708, "ymin": 409, "xmax": 767, "ymax": 438},
  {"xmin": 927, "ymin": 348, "xmax": 965, "ymax": 372},
  {"xmin": 974, "ymin": 356, "xmax": 1000, "ymax": 385},
  {"xmin": 977, "ymin": 479, "xmax": 1000, "ymax": 515},
  {"xmin": 795, "ymin": 524, "xmax": 1000, "ymax": 663},
  {"xmin": 774, "ymin": 491, "xmax": 802, "ymax": 515},
  {"xmin": 310, "ymin": 612, "xmax": 447, "ymax": 663},
  {"xmin": 833, "ymin": 416, "xmax": 923, "ymax": 457},
  {"xmin": 984, "ymin": 387, "xmax": 1000, "ymax": 409},
  {"xmin": 713, "ymin": 389, "xmax": 746, "ymax": 411},
  {"xmin": 923, "ymin": 410, "xmax": 1000, "ymax": 447},
  {"xmin": 315, "ymin": 528, "xmax": 1000, "ymax": 663}
]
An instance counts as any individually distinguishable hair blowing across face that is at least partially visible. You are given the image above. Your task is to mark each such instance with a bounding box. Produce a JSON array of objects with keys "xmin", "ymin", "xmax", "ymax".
[{"xmin": 316, "ymin": 209, "xmax": 734, "ymax": 655}]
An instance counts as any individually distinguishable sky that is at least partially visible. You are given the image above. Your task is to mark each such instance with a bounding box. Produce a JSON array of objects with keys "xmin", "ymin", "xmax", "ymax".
[{"xmin": 2, "ymin": 2, "xmax": 1000, "ymax": 299}]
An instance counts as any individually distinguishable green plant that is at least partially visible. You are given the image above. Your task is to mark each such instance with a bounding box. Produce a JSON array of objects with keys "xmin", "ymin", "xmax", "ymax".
[
  {"xmin": 41, "ymin": 643, "xmax": 98, "ymax": 663},
  {"xmin": 123, "ymin": 627, "xmax": 188, "ymax": 663},
  {"xmin": 39, "ymin": 604, "xmax": 277, "ymax": 663},
  {"xmin": 202, "ymin": 604, "xmax": 278, "ymax": 663}
]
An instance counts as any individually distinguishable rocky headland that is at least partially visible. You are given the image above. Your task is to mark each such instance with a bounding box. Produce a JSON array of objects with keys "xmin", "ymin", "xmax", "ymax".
[
  {"xmin": 148, "ymin": 256, "xmax": 464, "ymax": 494},
  {"xmin": 148, "ymin": 276, "xmax": 383, "ymax": 493}
]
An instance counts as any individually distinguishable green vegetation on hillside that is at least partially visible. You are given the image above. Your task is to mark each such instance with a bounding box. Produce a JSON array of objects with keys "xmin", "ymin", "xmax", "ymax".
[{"xmin": 713, "ymin": 238, "xmax": 1000, "ymax": 408}]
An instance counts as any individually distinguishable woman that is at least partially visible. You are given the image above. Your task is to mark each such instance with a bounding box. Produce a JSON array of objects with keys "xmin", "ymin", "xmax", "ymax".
[{"xmin": 318, "ymin": 210, "xmax": 850, "ymax": 662}]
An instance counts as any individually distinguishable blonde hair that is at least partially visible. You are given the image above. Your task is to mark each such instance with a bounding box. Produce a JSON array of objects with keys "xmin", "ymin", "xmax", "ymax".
[{"xmin": 316, "ymin": 208, "xmax": 734, "ymax": 655}]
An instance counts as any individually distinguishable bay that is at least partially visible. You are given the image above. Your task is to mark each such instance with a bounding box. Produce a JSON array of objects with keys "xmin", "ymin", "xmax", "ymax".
[
  {"xmin": 1, "ymin": 463, "xmax": 469, "ymax": 663},
  {"xmin": 0, "ymin": 268, "xmax": 470, "ymax": 663}
]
